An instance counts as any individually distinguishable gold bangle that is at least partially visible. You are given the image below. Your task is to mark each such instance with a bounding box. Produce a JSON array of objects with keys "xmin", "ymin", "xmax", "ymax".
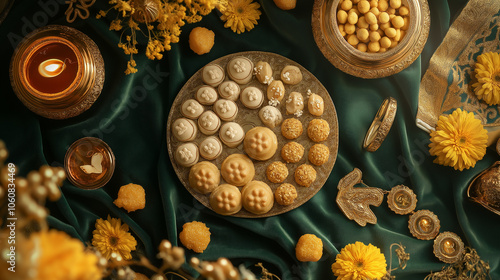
[{"xmin": 363, "ymin": 97, "xmax": 397, "ymax": 152}]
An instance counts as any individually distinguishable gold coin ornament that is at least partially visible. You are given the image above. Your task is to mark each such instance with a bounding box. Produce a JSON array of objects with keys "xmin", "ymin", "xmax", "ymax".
[
  {"xmin": 408, "ymin": 209, "xmax": 441, "ymax": 240},
  {"xmin": 387, "ymin": 185, "xmax": 417, "ymax": 215},
  {"xmin": 433, "ymin": 232, "xmax": 465, "ymax": 264}
]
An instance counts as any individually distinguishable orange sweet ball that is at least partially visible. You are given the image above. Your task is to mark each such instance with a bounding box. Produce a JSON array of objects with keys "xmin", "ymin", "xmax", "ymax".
[
  {"xmin": 189, "ymin": 27, "xmax": 215, "ymax": 55},
  {"xmin": 113, "ymin": 183, "xmax": 146, "ymax": 212},
  {"xmin": 179, "ymin": 221, "xmax": 211, "ymax": 253},
  {"xmin": 295, "ymin": 234, "xmax": 323, "ymax": 262},
  {"xmin": 273, "ymin": 0, "xmax": 296, "ymax": 10}
]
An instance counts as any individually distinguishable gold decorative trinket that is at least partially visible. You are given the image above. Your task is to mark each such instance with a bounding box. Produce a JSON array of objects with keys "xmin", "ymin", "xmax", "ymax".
[
  {"xmin": 467, "ymin": 161, "xmax": 500, "ymax": 216},
  {"xmin": 408, "ymin": 209, "xmax": 440, "ymax": 240},
  {"xmin": 336, "ymin": 168, "xmax": 385, "ymax": 226},
  {"xmin": 363, "ymin": 97, "xmax": 398, "ymax": 152},
  {"xmin": 433, "ymin": 232, "xmax": 465, "ymax": 264},
  {"xmin": 387, "ymin": 185, "xmax": 417, "ymax": 215}
]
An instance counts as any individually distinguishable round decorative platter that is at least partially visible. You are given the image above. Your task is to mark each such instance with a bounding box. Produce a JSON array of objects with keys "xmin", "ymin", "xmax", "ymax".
[{"xmin": 167, "ymin": 51, "xmax": 339, "ymax": 218}]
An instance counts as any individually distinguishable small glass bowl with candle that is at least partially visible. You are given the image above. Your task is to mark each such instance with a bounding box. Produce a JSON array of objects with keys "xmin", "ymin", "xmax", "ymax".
[
  {"xmin": 312, "ymin": 0, "xmax": 430, "ymax": 79},
  {"xmin": 10, "ymin": 25, "xmax": 105, "ymax": 119},
  {"xmin": 64, "ymin": 137, "xmax": 115, "ymax": 190}
]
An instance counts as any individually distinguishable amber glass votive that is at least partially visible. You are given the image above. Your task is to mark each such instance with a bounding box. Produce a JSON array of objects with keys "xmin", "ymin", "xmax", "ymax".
[
  {"xmin": 64, "ymin": 137, "xmax": 115, "ymax": 190},
  {"xmin": 10, "ymin": 25, "xmax": 105, "ymax": 119}
]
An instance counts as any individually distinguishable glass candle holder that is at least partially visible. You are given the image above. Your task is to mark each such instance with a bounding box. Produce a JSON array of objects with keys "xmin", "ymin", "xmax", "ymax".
[
  {"xmin": 64, "ymin": 137, "xmax": 115, "ymax": 190},
  {"xmin": 10, "ymin": 25, "xmax": 105, "ymax": 119}
]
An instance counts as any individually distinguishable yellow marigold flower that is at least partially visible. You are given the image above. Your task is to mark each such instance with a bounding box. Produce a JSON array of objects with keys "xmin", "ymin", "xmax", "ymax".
[
  {"xmin": 331, "ymin": 241, "xmax": 387, "ymax": 280},
  {"xmin": 92, "ymin": 215, "xmax": 137, "ymax": 260},
  {"xmin": 472, "ymin": 52, "xmax": 500, "ymax": 105},
  {"xmin": 429, "ymin": 108, "xmax": 488, "ymax": 171},
  {"xmin": 35, "ymin": 230, "xmax": 102, "ymax": 280},
  {"xmin": 219, "ymin": 0, "xmax": 261, "ymax": 34}
]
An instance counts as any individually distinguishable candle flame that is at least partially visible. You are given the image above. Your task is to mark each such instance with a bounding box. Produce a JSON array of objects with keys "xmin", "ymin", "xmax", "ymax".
[{"xmin": 38, "ymin": 59, "xmax": 66, "ymax": 78}]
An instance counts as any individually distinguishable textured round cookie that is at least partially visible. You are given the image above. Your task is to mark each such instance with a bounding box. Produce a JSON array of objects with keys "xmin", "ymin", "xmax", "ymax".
[
  {"xmin": 195, "ymin": 85, "xmax": 218, "ymax": 105},
  {"xmin": 189, "ymin": 161, "xmax": 220, "ymax": 194},
  {"xmin": 286, "ymin": 92, "xmax": 304, "ymax": 116},
  {"xmin": 227, "ymin": 56, "xmax": 254, "ymax": 84},
  {"xmin": 219, "ymin": 122, "xmax": 245, "ymax": 148},
  {"xmin": 243, "ymin": 126, "xmax": 278, "ymax": 161},
  {"xmin": 199, "ymin": 136, "xmax": 223, "ymax": 160},
  {"xmin": 259, "ymin": 105, "xmax": 283, "ymax": 129},
  {"xmin": 179, "ymin": 221, "xmax": 211, "ymax": 253},
  {"xmin": 202, "ymin": 64, "xmax": 225, "ymax": 87},
  {"xmin": 275, "ymin": 183, "xmax": 298, "ymax": 206},
  {"xmin": 281, "ymin": 118, "xmax": 303, "ymax": 140},
  {"xmin": 281, "ymin": 142, "xmax": 304, "ymax": 163},
  {"xmin": 266, "ymin": 161, "xmax": 288, "ymax": 183},
  {"xmin": 294, "ymin": 164, "xmax": 317, "ymax": 187},
  {"xmin": 210, "ymin": 184, "xmax": 242, "ymax": 215},
  {"xmin": 181, "ymin": 99, "xmax": 204, "ymax": 119},
  {"xmin": 240, "ymin": 86, "xmax": 264, "ymax": 109},
  {"xmin": 281, "ymin": 65, "xmax": 303, "ymax": 85},
  {"xmin": 307, "ymin": 119, "xmax": 330, "ymax": 142},
  {"xmin": 213, "ymin": 99, "xmax": 238, "ymax": 121},
  {"xmin": 295, "ymin": 234, "xmax": 323, "ymax": 262},
  {"xmin": 267, "ymin": 80, "xmax": 285, "ymax": 102},
  {"xmin": 241, "ymin": 180, "xmax": 274, "ymax": 215},
  {"xmin": 175, "ymin": 142, "xmax": 199, "ymax": 167},
  {"xmin": 198, "ymin": 111, "xmax": 221, "ymax": 135},
  {"xmin": 254, "ymin": 61, "xmax": 273, "ymax": 84},
  {"xmin": 308, "ymin": 93, "xmax": 324, "ymax": 116},
  {"xmin": 221, "ymin": 154, "xmax": 255, "ymax": 186},
  {"xmin": 218, "ymin": 80, "xmax": 241, "ymax": 101},
  {"xmin": 172, "ymin": 118, "xmax": 198, "ymax": 142},
  {"xmin": 308, "ymin": 144, "xmax": 330, "ymax": 166}
]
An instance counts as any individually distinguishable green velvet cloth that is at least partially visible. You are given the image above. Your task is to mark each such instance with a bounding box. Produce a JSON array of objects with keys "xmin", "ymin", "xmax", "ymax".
[{"xmin": 1, "ymin": 0, "xmax": 499, "ymax": 279}]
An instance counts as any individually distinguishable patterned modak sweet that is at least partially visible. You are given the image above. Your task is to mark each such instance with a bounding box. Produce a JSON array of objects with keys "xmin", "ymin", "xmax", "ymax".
[
  {"xmin": 175, "ymin": 142, "xmax": 199, "ymax": 167},
  {"xmin": 221, "ymin": 154, "xmax": 255, "ymax": 186},
  {"xmin": 241, "ymin": 180, "xmax": 274, "ymax": 215},
  {"xmin": 210, "ymin": 184, "xmax": 242, "ymax": 215},
  {"xmin": 227, "ymin": 56, "xmax": 254, "ymax": 84},
  {"xmin": 202, "ymin": 64, "xmax": 224, "ymax": 87},
  {"xmin": 243, "ymin": 126, "xmax": 278, "ymax": 161},
  {"xmin": 189, "ymin": 161, "xmax": 220, "ymax": 194}
]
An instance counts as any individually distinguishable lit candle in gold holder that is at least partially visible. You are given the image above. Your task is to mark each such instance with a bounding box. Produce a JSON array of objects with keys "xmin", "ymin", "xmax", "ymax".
[
  {"xmin": 64, "ymin": 137, "xmax": 115, "ymax": 190},
  {"xmin": 10, "ymin": 25, "xmax": 105, "ymax": 119}
]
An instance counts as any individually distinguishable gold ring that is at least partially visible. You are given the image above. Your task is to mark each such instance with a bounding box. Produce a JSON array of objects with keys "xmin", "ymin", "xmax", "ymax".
[{"xmin": 363, "ymin": 97, "xmax": 397, "ymax": 152}]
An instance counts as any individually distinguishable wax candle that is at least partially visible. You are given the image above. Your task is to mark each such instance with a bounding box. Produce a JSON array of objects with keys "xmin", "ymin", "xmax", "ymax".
[{"xmin": 10, "ymin": 25, "xmax": 105, "ymax": 119}]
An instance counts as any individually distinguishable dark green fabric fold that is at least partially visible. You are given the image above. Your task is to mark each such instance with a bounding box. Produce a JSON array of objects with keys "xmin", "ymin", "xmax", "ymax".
[{"xmin": 2, "ymin": 0, "xmax": 499, "ymax": 279}]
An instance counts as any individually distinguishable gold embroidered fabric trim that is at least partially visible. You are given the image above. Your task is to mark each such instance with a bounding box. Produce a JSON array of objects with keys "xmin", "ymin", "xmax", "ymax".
[{"xmin": 417, "ymin": 0, "xmax": 500, "ymax": 134}]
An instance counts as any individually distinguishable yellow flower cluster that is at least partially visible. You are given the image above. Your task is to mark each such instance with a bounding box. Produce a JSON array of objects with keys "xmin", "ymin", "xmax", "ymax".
[
  {"xmin": 97, "ymin": 0, "xmax": 217, "ymax": 74},
  {"xmin": 219, "ymin": 0, "xmax": 262, "ymax": 34},
  {"xmin": 331, "ymin": 241, "xmax": 387, "ymax": 280},
  {"xmin": 429, "ymin": 108, "xmax": 488, "ymax": 171},
  {"xmin": 92, "ymin": 215, "xmax": 137, "ymax": 260},
  {"xmin": 472, "ymin": 52, "xmax": 500, "ymax": 105},
  {"xmin": 36, "ymin": 230, "xmax": 102, "ymax": 280}
]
